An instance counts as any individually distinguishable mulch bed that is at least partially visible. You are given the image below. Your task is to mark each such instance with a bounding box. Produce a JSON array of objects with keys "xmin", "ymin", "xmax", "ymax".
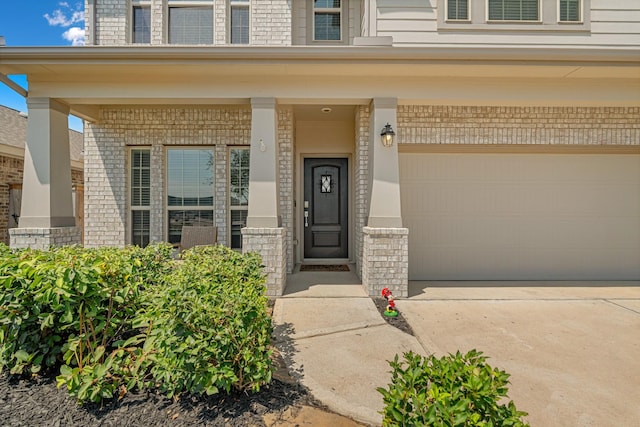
[
  {"xmin": 373, "ymin": 298, "xmax": 415, "ymax": 337},
  {"xmin": 0, "ymin": 370, "xmax": 322, "ymax": 427}
]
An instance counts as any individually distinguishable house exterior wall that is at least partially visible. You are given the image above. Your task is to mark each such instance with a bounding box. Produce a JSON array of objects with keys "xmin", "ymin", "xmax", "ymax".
[
  {"xmin": 374, "ymin": 0, "xmax": 639, "ymax": 47},
  {"xmin": 84, "ymin": 106, "xmax": 253, "ymax": 248},
  {"xmin": 397, "ymin": 106, "xmax": 640, "ymax": 146},
  {"xmin": 87, "ymin": 0, "xmax": 292, "ymax": 46}
]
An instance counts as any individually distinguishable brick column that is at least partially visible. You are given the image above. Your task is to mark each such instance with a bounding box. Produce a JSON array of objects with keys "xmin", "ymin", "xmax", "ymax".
[
  {"xmin": 362, "ymin": 227, "xmax": 408, "ymax": 297},
  {"xmin": 242, "ymin": 227, "xmax": 287, "ymax": 296}
]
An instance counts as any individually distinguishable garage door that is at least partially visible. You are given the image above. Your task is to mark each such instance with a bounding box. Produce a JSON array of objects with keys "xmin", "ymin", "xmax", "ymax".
[{"xmin": 400, "ymin": 151, "xmax": 640, "ymax": 280}]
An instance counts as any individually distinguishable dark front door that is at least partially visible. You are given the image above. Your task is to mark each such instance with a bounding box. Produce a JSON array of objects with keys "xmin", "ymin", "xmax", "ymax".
[{"xmin": 304, "ymin": 158, "xmax": 348, "ymax": 258}]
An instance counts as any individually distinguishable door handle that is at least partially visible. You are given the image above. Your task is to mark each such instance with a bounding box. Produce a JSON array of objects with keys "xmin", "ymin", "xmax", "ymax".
[{"xmin": 304, "ymin": 210, "xmax": 309, "ymax": 227}]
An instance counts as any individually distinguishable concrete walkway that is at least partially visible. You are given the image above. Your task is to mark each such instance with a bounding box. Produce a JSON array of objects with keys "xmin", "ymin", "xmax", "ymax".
[{"xmin": 273, "ymin": 275, "xmax": 640, "ymax": 427}]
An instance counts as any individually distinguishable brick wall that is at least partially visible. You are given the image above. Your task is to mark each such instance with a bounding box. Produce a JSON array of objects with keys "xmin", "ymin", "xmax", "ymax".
[
  {"xmin": 251, "ymin": 0, "xmax": 292, "ymax": 45},
  {"xmin": 397, "ymin": 106, "xmax": 640, "ymax": 146},
  {"xmin": 93, "ymin": 0, "xmax": 128, "ymax": 45},
  {"xmin": 278, "ymin": 107, "xmax": 294, "ymax": 272},
  {"xmin": 88, "ymin": 0, "xmax": 292, "ymax": 46},
  {"xmin": 84, "ymin": 106, "xmax": 252, "ymax": 248},
  {"xmin": 354, "ymin": 105, "xmax": 370, "ymax": 278}
]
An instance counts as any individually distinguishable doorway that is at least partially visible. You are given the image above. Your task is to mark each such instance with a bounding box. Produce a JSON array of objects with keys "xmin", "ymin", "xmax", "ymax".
[{"xmin": 303, "ymin": 158, "xmax": 348, "ymax": 258}]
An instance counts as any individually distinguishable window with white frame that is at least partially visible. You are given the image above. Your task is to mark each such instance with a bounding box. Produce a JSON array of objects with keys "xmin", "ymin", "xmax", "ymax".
[
  {"xmin": 559, "ymin": 0, "xmax": 580, "ymax": 22},
  {"xmin": 130, "ymin": 149, "xmax": 151, "ymax": 247},
  {"xmin": 168, "ymin": 1, "xmax": 214, "ymax": 44},
  {"xmin": 438, "ymin": 0, "xmax": 589, "ymax": 31},
  {"xmin": 313, "ymin": 0, "xmax": 341, "ymax": 41},
  {"xmin": 132, "ymin": 2, "xmax": 151, "ymax": 43},
  {"xmin": 166, "ymin": 148, "xmax": 215, "ymax": 244},
  {"xmin": 229, "ymin": 147, "xmax": 249, "ymax": 249},
  {"xmin": 447, "ymin": 0, "xmax": 469, "ymax": 20},
  {"xmin": 230, "ymin": 0, "xmax": 250, "ymax": 44},
  {"xmin": 488, "ymin": 0, "xmax": 539, "ymax": 21}
]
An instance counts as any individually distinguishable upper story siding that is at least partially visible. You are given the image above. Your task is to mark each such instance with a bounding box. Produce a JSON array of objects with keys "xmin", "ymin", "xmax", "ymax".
[{"xmin": 371, "ymin": 0, "xmax": 640, "ymax": 47}]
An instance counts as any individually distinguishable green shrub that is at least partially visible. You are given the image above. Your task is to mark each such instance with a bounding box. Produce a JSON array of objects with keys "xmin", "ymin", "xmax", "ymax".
[
  {"xmin": 1, "ymin": 243, "xmax": 272, "ymax": 403},
  {"xmin": 139, "ymin": 245, "xmax": 273, "ymax": 398},
  {"xmin": 378, "ymin": 350, "xmax": 529, "ymax": 427}
]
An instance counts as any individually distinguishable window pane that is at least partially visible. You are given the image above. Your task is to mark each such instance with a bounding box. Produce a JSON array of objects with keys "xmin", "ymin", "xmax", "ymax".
[
  {"xmin": 167, "ymin": 149, "xmax": 214, "ymax": 207},
  {"xmin": 314, "ymin": 0, "xmax": 340, "ymax": 7},
  {"xmin": 315, "ymin": 13, "xmax": 341, "ymax": 40},
  {"xmin": 230, "ymin": 148, "xmax": 250, "ymax": 207},
  {"xmin": 168, "ymin": 210, "xmax": 214, "ymax": 244},
  {"xmin": 131, "ymin": 149, "xmax": 150, "ymax": 206},
  {"xmin": 169, "ymin": 6, "xmax": 213, "ymax": 44},
  {"xmin": 133, "ymin": 6, "xmax": 151, "ymax": 43},
  {"xmin": 132, "ymin": 210, "xmax": 150, "ymax": 247},
  {"xmin": 231, "ymin": 6, "xmax": 249, "ymax": 44},
  {"xmin": 448, "ymin": 0, "xmax": 468, "ymax": 20},
  {"xmin": 560, "ymin": 0, "xmax": 580, "ymax": 21},
  {"xmin": 230, "ymin": 210, "xmax": 248, "ymax": 249},
  {"xmin": 488, "ymin": 0, "xmax": 538, "ymax": 21}
]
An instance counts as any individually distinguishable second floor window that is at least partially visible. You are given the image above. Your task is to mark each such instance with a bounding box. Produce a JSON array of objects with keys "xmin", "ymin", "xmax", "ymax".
[
  {"xmin": 314, "ymin": 0, "xmax": 341, "ymax": 41},
  {"xmin": 169, "ymin": 4, "xmax": 214, "ymax": 44},
  {"xmin": 230, "ymin": 0, "xmax": 250, "ymax": 44},
  {"xmin": 447, "ymin": 0, "xmax": 469, "ymax": 20},
  {"xmin": 133, "ymin": 6, "xmax": 151, "ymax": 43},
  {"xmin": 559, "ymin": 0, "xmax": 580, "ymax": 22},
  {"xmin": 488, "ymin": 0, "xmax": 539, "ymax": 21}
]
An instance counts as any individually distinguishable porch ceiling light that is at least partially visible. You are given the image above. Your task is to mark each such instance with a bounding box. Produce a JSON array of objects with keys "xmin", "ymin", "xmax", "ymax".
[{"xmin": 380, "ymin": 123, "xmax": 395, "ymax": 147}]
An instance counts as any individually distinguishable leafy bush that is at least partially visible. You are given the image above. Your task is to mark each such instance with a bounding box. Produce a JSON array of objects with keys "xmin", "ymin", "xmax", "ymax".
[
  {"xmin": 139, "ymin": 245, "xmax": 272, "ymax": 398},
  {"xmin": 378, "ymin": 350, "xmax": 529, "ymax": 427},
  {"xmin": 0, "ymin": 243, "xmax": 272, "ymax": 404}
]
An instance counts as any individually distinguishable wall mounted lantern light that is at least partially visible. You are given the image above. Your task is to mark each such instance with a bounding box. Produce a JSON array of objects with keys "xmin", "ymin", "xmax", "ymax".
[{"xmin": 380, "ymin": 123, "xmax": 395, "ymax": 147}]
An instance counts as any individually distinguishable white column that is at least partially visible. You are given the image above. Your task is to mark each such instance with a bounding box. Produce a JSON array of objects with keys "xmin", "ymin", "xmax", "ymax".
[
  {"xmin": 367, "ymin": 97, "xmax": 402, "ymax": 227},
  {"xmin": 19, "ymin": 98, "xmax": 75, "ymax": 228},
  {"xmin": 247, "ymin": 97, "xmax": 281, "ymax": 227}
]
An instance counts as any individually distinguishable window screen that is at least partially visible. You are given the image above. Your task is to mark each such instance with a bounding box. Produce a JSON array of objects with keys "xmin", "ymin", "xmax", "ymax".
[
  {"xmin": 169, "ymin": 6, "xmax": 214, "ymax": 44},
  {"xmin": 231, "ymin": 2, "xmax": 250, "ymax": 44},
  {"xmin": 488, "ymin": 0, "xmax": 539, "ymax": 21},
  {"xmin": 559, "ymin": 0, "xmax": 580, "ymax": 21},
  {"xmin": 447, "ymin": 0, "xmax": 469, "ymax": 20},
  {"xmin": 133, "ymin": 6, "xmax": 151, "ymax": 43}
]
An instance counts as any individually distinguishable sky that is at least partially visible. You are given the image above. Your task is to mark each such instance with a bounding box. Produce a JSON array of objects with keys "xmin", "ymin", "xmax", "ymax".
[{"xmin": 0, "ymin": 1, "xmax": 86, "ymax": 131}]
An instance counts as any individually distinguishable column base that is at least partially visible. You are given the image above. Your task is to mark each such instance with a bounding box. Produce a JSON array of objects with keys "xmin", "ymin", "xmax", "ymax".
[
  {"xmin": 9, "ymin": 227, "xmax": 82, "ymax": 250},
  {"xmin": 242, "ymin": 227, "xmax": 287, "ymax": 297},
  {"xmin": 362, "ymin": 226, "xmax": 409, "ymax": 297}
]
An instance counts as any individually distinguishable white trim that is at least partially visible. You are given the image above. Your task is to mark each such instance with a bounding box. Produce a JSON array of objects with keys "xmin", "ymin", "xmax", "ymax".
[
  {"xmin": 229, "ymin": 0, "xmax": 251, "ymax": 45},
  {"xmin": 228, "ymin": 145, "xmax": 250, "ymax": 248}
]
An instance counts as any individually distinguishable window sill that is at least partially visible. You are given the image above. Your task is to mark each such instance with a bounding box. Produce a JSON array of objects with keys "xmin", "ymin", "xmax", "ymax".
[{"xmin": 438, "ymin": 22, "xmax": 590, "ymax": 33}]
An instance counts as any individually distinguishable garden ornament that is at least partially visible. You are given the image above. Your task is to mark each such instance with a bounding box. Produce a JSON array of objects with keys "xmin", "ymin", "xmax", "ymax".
[{"xmin": 381, "ymin": 287, "xmax": 398, "ymax": 317}]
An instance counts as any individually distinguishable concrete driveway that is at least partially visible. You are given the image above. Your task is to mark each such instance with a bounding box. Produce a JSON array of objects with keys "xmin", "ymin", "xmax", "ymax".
[{"xmin": 398, "ymin": 281, "xmax": 640, "ymax": 427}]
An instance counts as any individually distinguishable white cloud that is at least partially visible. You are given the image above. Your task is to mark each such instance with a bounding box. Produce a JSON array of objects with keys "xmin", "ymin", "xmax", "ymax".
[
  {"xmin": 44, "ymin": 3, "xmax": 84, "ymax": 27},
  {"xmin": 45, "ymin": 2, "xmax": 85, "ymax": 46},
  {"xmin": 62, "ymin": 27, "xmax": 86, "ymax": 46}
]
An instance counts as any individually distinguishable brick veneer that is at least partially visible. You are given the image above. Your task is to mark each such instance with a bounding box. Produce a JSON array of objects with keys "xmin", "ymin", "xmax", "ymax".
[
  {"xmin": 361, "ymin": 227, "xmax": 409, "ymax": 297},
  {"xmin": 397, "ymin": 106, "xmax": 640, "ymax": 146},
  {"xmin": 242, "ymin": 227, "xmax": 287, "ymax": 296},
  {"xmin": 10, "ymin": 227, "xmax": 82, "ymax": 249},
  {"xmin": 354, "ymin": 105, "xmax": 370, "ymax": 278}
]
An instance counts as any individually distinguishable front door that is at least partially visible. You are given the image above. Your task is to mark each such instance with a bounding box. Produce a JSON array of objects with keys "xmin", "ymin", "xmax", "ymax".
[{"xmin": 304, "ymin": 158, "xmax": 348, "ymax": 258}]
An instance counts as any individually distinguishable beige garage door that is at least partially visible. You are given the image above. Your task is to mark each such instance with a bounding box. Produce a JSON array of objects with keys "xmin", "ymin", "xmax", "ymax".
[{"xmin": 400, "ymin": 151, "xmax": 640, "ymax": 280}]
